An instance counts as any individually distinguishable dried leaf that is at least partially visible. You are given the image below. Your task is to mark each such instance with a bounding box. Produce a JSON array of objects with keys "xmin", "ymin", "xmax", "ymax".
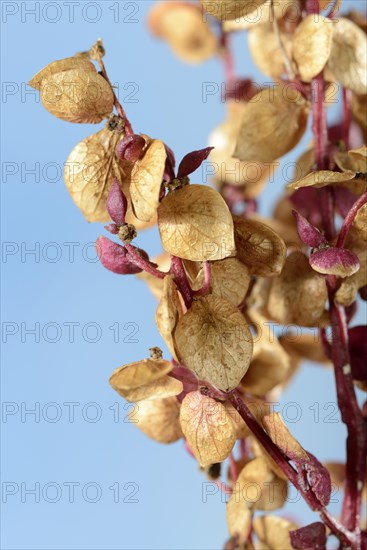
[
  {"xmin": 155, "ymin": 275, "xmax": 183, "ymax": 359},
  {"xmin": 158, "ymin": 184, "xmax": 236, "ymax": 261},
  {"xmin": 234, "ymin": 84, "xmax": 309, "ymax": 163},
  {"xmin": 116, "ymin": 375, "xmax": 183, "ymax": 403},
  {"xmin": 29, "ymin": 56, "xmax": 95, "ymax": 90},
  {"xmin": 287, "ymin": 170, "xmax": 356, "ymax": 191},
  {"xmin": 110, "ymin": 358, "xmax": 172, "ymax": 391},
  {"xmin": 293, "ymin": 210, "xmax": 326, "ymax": 248},
  {"xmin": 348, "ymin": 145, "xmax": 367, "ymax": 173},
  {"xmin": 180, "ymin": 391, "xmax": 236, "ymax": 467},
  {"xmin": 200, "ymin": 0, "xmax": 267, "ymax": 21},
  {"xmin": 194, "ymin": 258, "xmax": 251, "ymax": 307},
  {"xmin": 130, "ymin": 139, "xmax": 166, "ymax": 222},
  {"xmin": 268, "ymin": 251, "xmax": 328, "ymax": 327},
  {"xmin": 240, "ymin": 313, "xmax": 291, "ymax": 396},
  {"xmin": 148, "ymin": 2, "xmax": 218, "ymax": 63},
  {"xmin": 292, "ymin": 16, "xmax": 333, "ymax": 82},
  {"xmin": 290, "ymin": 522, "xmax": 326, "ymax": 550},
  {"xmin": 131, "ymin": 396, "xmax": 182, "ymax": 443},
  {"xmin": 234, "ymin": 217, "xmax": 287, "ymax": 277},
  {"xmin": 328, "ymin": 17, "xmax": 367, "ymax": 94},
  {"xmin": 177, "ymin": 147, "xmax": 214, "ymax": 179},
  {"xmin": 309, "ymin": 247, "xmax": 360, "ymax": 278},
  {"xmin": 64, "ymin": 128, "xmax": 127, "ymax": 222},
  {"xmin": 40, "ymin": 69, "xmax": 114, "ymax": 123},
  {"xmin": 233, "ymin": 457, "xmax": 288, "ymax": 511},
  {"xmin": 262, "ymin": 412, "xmax": 309, "ymax": 462},
  {"xmin": 175, "ymin": 295, "xmax": 253, "ymax": 391},
  {"xmin": 254, "ymin": 515, "xmax": 297, "ymax": 550},
  {"xmin": 248, "ymin": 23, "xmax": 294, "ymax": 79}
]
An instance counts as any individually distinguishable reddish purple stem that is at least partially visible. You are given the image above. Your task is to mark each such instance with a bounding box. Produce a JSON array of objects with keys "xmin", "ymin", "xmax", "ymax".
[
  {"xmin": 337, "ymin": 192, "xmax": 367, "ymax": 249},
  {"xmin": 124, "ymin": 243, "xmax": 166, "ymax": 279},
  {"xmin": 193, "ymin": 262, "xmax": 212, "ymax": 296},
  {"xmin": 170, "ymin": 256, "xmax": 193, "ymax": 309}
]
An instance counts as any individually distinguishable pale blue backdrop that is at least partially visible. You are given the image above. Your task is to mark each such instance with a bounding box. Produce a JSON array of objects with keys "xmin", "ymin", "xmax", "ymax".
[{"xmin": 1, "ymin": 1, "xmax": 366, "ymax": 549}]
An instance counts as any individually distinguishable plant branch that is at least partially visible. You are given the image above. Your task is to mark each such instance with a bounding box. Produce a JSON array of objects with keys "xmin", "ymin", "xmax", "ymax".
[
  {"xmin": 336, "ymin": 191, "xmax": 367, "ymax": 249},
  {"xmin": 170, "ymin": 256, "xmax": 193, "ymax": 309},
  {"xmin": 124, "ymin": 243, "xmax": 166, "ymax": 279}
]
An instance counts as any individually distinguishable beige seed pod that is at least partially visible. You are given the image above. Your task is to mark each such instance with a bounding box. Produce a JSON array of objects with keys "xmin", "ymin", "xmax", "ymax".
[
  {"xmin": 208, "ymin": 102, "xmax": 276, "ymax": 190},
  {"xmin": 110, "ymin": 358, "xmax": 172, "ymax": 392},
  {"xmin": 64, "ymin": 127, "xmax": 128, "ymax": 222},
  {"xmin": 223, "ymin": 0, "xmax": 300, "ymax": 31},
  {"xmin": 352, "ymin": 93, "xmax": 367, "ymax": 137},
  {"xmin": 130, "ymin": 139, "xmax": 166, "ymax": 222},
  {"xmin": 287, "ymin": 169, "xmax": 356, "ymax": 191},
  {"xmin": 292, "ymin": 15, "xmax": 333, "ymax": 82},
  {"xmin": 180, "ymin": 391, "xmax": 236, "ymax": 467},
  {"xmin": 175, "ymin": 295, "xmax": 253, "ymax": 391},
  {"xmin": 262, "ymin": 412, "xmax": 309, "ymax": 461},
  {"xmin": 131, "ymin": 396, "xmax": 182, "ymax": 443},
  {"xmin": 267, "ymin": 251, "xmax": 328, "ymax": 327},
  {"xmin": 39, "ymin": 68, "xmax": 114, "ymax": 123},
  {"xmin": 328, "ymin": 17, "xmax": 367, "ymax": 95},
  {"xmin": 155, "ymin": 275, "xmax": 183, "ymax": 359},
  {"xmin": 348, "ymin": 146, "xmax": 367, "ymax": 174},
  {"xmin": 233, "ymin": 217, "xmax": 287, "ymax": 277},
  {"xmin": 248, "ymin": 23, "xmax": 294, "ymax": 79},
  {"xmin": 253, "ymin": 515, "xmax": 298, "ymax": 550},
  {"xmin": 193, "ymin": 257, "xmax": 251, "ymax": 307},
  {"xmin": 29, "ymin": 56, "xmax": 96, "ymax": 90},
  {"xmin": 226, "ymin": 491, "xmax": 252, "ymax": 543},
  {"xmin": 240, "ymin": 312, "xmax": 291, "ymax": 396},
  {"xmin": 234, "ymin": 84, "xmax": 309, "ymax": 163},
  {"xmin": 335, "ymin": 248, "xmax": 367, "ymax": 306},
  {"xmin": 200, "ymin": 0, "xmax": 267, "ymax": 21},
  {"xmin": 250, "ymin": 437, "xmax": 288, "ymax": 481},
  {"xmin": 158, "ymin": 184, "xmax": 236, "ymax": 261},
  {"xmin": 279, "ymin": 333, "xmax": 330, "ymax": 365},
  {"xmin": 148, "ymin": 2, "xmax": 218, "ymax": 63},
  {"xmin": 115, "ymin": 376, "xmax": 183, "ymax": 403}
]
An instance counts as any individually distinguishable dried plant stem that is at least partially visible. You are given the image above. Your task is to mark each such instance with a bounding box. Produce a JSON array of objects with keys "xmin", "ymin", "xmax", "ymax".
[
  {"xmin": 97, "ymin": 57, "xmax": 134, "ymax": 135},
  {"xmin": 342, "ymin": 87, "xmax": 352, "ymax": 149},
  {"xmin": 270, "ymin": 0, "xmax": 295, "ymax": 80},
  {"xmin": 220, "ymin": 25, "xmax": 235, "ymax": 83},
  {"xmin": 124, "ymin": 243, "xmax": 166, "ymax": 279},
  {"xmin": 170, "ymin": 256, "xmax": 193, "ymax": 308},
  {"xmin": 337, "ymin": 192, "xmax": 367, "ymax": 249},
  {"xmin": 227, "ymin": 390, "xmax": 357, "ymax": 548},
  {"xmin": 193, "ymin": 261, "xmax": 212, "ymax": 296}
]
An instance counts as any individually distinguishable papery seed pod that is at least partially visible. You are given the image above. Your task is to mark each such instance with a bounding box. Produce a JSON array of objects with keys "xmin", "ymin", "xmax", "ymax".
[
  {"xmin": 249, "ymin": 22, "xmax": 294, "ymax": 79},
  {"xmin": 180, "ymin": 391, "xmax": 236, "ymax": 467},
  {"xmin": 233, "ymin": 217, "xmax": 287, "ymax": 277},
  {"xmin": 131, "ymin": 396, "xmax": 183, "ymax": 443},
  {"xmin": 253, "ymin": 515, "xmax": 298, "ymax": 550},
  {"xmin": 290, "ymin": 522, "xmax": 327, "ymax": 550},
  {"xmin": 267, "ymin": 251, "xmax": 328, "ymax": 327},
  {"xmin": 155, "ymin": 275, "xmax": 183, "ymax": 360},
  {"xmin": 175, "ymin": 295, "xmax": 253, "ymax": 391},
  {"xmin": 328, "ymin": 17, "xmax": 367, "ymax": 95},
  {"xmin": 148, "ymin": 2, "xmax": 218, "ymax": 63},
  {"xmin": 106, "ymin": 178, "xmax": 128, "ymax": 225},
  {"xmin": 309, "ymin": 247, "xmax": 360, "ymax": 278},
  {"xmin": 234, "ymin": 84, "xmax": 309, "ymax": 163},
  {"xmin": 39, "ymin": 68, "xmax": 114, "ymax": 123},
  {"xmin": 29, "ymin": 56, "xmax": 95, "ymax": 90},
  {"xmin": 224, "ymin": 0, "xmax": 300, "ymax": 31},
  {"xmin": 287, "ymin": 169, "xmax": 357, "ymax": 192},
  {"xmin": 158, "ymin": 184, "xmax": 236, "ymax": 261},
  {"xmin": 348, "ymin": 145, "xmax": 367, "ymax": 173},
  {"xmin": 292, "ymin": 15, "xmax": 333, "ymax": 82},
  {"xmin": 64, "ymin": 128, "xmax": 128, "ymax": 222},
  {"xmin": 225, "ymin": 398, "xmax": 269, "ymax": 440},
  {"xmin": 116, "ymin": 134, "xmax": 146, "ymax": 162}
]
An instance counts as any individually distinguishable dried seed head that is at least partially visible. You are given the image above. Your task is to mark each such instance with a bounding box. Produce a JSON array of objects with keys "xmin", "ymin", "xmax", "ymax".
[
  {"xmin": 292, "ymin": 15, "xmax": 333, "ymax": 82},
  {"xmin": 155, "ymin": 275, "xmax": 183, "ymax": 360},
  {"xmin": 117, "ymin": 223, "xmax": 137, "ymax": 244},
  {"xmin": 180, "ymin": 391, "xmax": 236, "ymax": 467},
  {"xmin": 253, "ymin": 515, "xmax": 298, "ymax": 550},
  {"xmin": 131, "ymin": 397, "xmax": 183, "ymax": 443},
  {"xmin": 175, "ymin": 295, "xmax": 253, "ymax": 391},
  {"xmin": 200, "ymin": 0, "xmax": 267, "ymax": 21}
]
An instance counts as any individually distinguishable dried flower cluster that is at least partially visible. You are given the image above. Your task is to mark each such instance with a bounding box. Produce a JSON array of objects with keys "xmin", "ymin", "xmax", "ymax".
[{"xmin": 30, "ymin": 1, "xmax": 367, "ymax": 548}]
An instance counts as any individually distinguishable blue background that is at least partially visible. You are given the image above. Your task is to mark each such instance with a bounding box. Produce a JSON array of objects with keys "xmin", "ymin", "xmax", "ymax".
[{"xmin": 1, "ymin": 1, "xmax": 366, "ymax": 549}]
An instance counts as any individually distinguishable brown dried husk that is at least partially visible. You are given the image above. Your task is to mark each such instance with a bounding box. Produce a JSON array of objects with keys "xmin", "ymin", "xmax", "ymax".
[
  {"xmin": 328, "ymin": 17, "xmax": 367, "ymax": 95},
  {"xmin": 29, "ymin": 56, "xmax": 96, "ymax": 90},
  {"xmin": 131, "ymin": 396, "xmax": 182, "ymax": 443},
  {"xmin": 240, "ymin": 312, "xmax": 291, "ymax": 396},
  {"xmin": 40, "ymin": 68, "xmax": 114, "ymax": 123},
  {"xmin": 248, "ymin": 23, "xmax": 294, "ymax": 78},
  {"xmin": 180, "ymin": 391, "xmax": 236, "ymax": 467},
  {"xmin": 149, "ymin": 2, "xmax": 218, "ymax": 63},
  {"xmin": 267, "ymin": 251, "xmax": 328, "ymax": 327},
  {"xmin": 234, "ymin": 84, "xmax": 309, "ymax": 163},
  {"xmin": 292, "ymin": 15, "xmax": 333, "ymax": 82},
  {"xmin": 200, "ymin": 0, "xmax": 267, "ymax": 21},
  {"xmin": 130, "ymin": 139, "xmax": 166, "ymax": 222},
  {"xmin": 64, "ymin": 127, "xmax": 129, "ymax": 222},
  {"xmin": 233, "ymin": 217, "xmax": 287, "ymax": 277},
  {"xmin": 209, "ymin": 102, "xmax": 276, "ymax": 191},
  {"xmin": 253, "ymin": 515, "xmax": 298, "ymax": 550},
  {"xmin": 175, "ymin": 295, "xmax": 253, "ymax": 391},
  {"xmin": 158, "ymin": 184, "xmax": 236, "ymax": 261},
  {"xmin": 193, "ymin": 257, "xmax": 251, "ymax": 307},
  {"xmin": 155, "ymin": 275, "xmax": 183, "ymax": 359}
]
